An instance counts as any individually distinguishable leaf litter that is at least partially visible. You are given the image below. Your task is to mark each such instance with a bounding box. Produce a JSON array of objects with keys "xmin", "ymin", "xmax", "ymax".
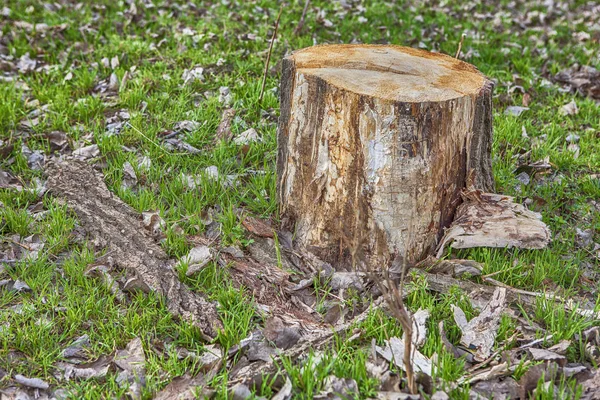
[{"xmin": 4, "ymin": 1, "xmax": 598, "ymax": 398}]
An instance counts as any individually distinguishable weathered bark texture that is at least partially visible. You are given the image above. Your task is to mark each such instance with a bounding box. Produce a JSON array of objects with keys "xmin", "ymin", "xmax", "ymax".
[
  {"xmin": 46, "ymin": 159, "xmax": 221, "ymax": 340},
  {"xmin": 277, "ymin": 44, "xmax": 495, "ymax": 270},
  {"xmin": 436, "ymin": 191, "xmax": 551, "ymax": 257}
]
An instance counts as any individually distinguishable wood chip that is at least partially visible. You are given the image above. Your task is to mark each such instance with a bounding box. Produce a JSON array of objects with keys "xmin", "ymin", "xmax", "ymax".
[{"xmin": 437, "ymin": 191, "xmax": 551, "ymax": 257}]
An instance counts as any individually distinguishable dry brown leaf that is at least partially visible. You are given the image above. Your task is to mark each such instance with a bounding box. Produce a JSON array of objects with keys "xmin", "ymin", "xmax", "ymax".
[
  {"xmin": 376, "ymin": 337, "xmax": 432, "ymax": 376},
  {"xmin": 453, "ymin": 287, "xmax": 506, "ymax": 362},
  {"xmin": 215, "ymin": 108, "xmax": 235, "ymax": 142}
]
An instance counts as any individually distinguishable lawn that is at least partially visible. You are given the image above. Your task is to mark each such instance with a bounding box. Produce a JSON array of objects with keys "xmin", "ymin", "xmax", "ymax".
[{"xmin": 0, "ymin": 0, "xmax": 599, "ymax": 399}]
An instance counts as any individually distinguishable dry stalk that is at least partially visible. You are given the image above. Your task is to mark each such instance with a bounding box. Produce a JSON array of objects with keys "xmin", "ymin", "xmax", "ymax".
[
  {"xmin": 294, "ymin": 0, "xmax": 311, "ymax": 35},
  {"xmin": 258, "ymin": 6, "xmax": 283, "ymax": 105},
  {"xmin": 455, "ymin": 33, "xmax": 466, "ymax": 59}
]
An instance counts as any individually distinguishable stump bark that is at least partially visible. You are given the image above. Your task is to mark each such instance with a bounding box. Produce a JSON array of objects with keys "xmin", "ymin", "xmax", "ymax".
[{"xmin": 277, "ymin": 44, "xmax": 494, "ymax": 270}]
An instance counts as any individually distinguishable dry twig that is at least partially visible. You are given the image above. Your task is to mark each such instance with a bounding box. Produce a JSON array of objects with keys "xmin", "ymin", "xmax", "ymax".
[
  {"xmin": 294, "ymin": 0, "xmax": 311, "ymax": 35},
  {"xmin": 455, "ymin": 33, "xmax": 466, "ymax": 59},
  {"xmin": 258, "ymin": 6, "xmax": 283, "ymax": 105}
]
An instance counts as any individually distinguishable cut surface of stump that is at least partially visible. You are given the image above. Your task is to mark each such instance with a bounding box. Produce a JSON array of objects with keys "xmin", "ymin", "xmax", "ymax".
[{"xmin": 277, "ymin": 44, "xmax": 495, "ymax": 270}]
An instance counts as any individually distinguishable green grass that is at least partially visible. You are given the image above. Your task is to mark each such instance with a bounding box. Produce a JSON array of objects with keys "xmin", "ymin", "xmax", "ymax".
[{"xmin": 1, "ymin": 0, "xmax": 599, "ymax": 398}]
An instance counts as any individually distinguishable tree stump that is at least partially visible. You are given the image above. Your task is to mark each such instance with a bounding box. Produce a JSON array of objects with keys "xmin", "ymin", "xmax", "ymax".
[{"xmin": 277, "ymin": 45, "xmax": 494, "ymax": 270}]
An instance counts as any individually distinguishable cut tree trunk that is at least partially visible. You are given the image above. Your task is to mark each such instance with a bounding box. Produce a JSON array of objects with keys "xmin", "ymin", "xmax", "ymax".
[{"xmin": 277, "ymin": 44, "xmax": 494, "ymax": 270}]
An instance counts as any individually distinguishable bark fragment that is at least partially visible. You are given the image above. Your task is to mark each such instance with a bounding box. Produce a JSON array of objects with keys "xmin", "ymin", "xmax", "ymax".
[
  {"xmin": 46, "ymin": 159, "xmax": 221, "ymax": 339},
  {"xmin": 437, "ymin": 191, "xmax": 551, "ymax": 257}
]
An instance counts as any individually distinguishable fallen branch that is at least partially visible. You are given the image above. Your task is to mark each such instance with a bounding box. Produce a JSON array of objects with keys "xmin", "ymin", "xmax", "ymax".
[
  {"xmin": 418, "ymin": 270, "xmax": 598, "ymax": 319},
  {"xmin": 46, "ymin": 159, "xmax": 222, "ymax": 340}
]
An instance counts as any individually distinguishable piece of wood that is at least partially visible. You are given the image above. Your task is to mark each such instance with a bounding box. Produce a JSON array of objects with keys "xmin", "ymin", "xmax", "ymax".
[
  {"xmin": 46, "ymin": 159, "xmax": 222, "ymax": 340},
  {"xmin": 436, "ymin": 191, "xmax": 551, "ymax": 257},
  {"xmin": 277, "ymin": 44, "xmax": 494, "ymax": 270}
]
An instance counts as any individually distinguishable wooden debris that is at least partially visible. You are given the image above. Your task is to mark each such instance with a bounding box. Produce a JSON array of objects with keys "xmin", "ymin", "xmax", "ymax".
[
  {"xmin": 437, "ymin": 191, "xmax": 551, "ymax": 257},
  {"xmin": 419, "ymin": 270, "xmax": 598, "ymax": 319},
  {"xmin": 46, "ymin": 159, "xmax": 221, "ymax": 340}
]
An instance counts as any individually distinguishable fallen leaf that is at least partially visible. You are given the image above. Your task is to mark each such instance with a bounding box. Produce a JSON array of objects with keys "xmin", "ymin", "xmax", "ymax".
[
  {"xmin": 218, "ymin": 86, "xmax": 232, "ymax": 106},
  {"xmin": 114, "ymin": 337, "xmax": 145, "ymax": 379},
  {"xmin": 174, "ymin": 120, "xmax": 201, "ymax": 132},
  {"xmin": 142, "ymin": 211, "xmax": 165, "ymax": 238},
  {"xmin": 137, "ymin": 155, "xmax": 151, "ymax": 171},
  {"xmin": 233, "ymin": 128, "xmax": 260, "ymax": 146},
  {"xmin": 56, "ymin": 355, "xmax": 112, "ymax": 380},
  {"xmin": 46, "ymin": 131, "xmax": 68, "ymax": 152},
  {"xmin": 204, "ymin": 166, "xmax": 219, "ymax": 180},
  {"xmin": 181, "ymin": 66, "xmax": 204, "ymax": 85},
  {"xmin": 242, "ymin": 216, "xmax": 274, "ymax": 238},
  {"xmin": 504, "ymin": 106, "xmax": 529, "ymax": 116},
  {"xmin": 72, "ymin": 144, "xmax": 100, "ymax": 160},
  {"xmin": 272, "ymin": 377, "xmax": 293, "ymax": 400},
  {"xmin": 121, "ymin": 161, "xmax": 138, "ymax": 190},
  {"xmin": 554, "ymin": 64, "xmax": 600, "ymax": 100},
  {"xmin": 317, "ymin": 375, "xmax": 357, "ymax": 400},
  {"xmin": 560, "ymin": 100, "xmax": 578, "ymax": 116},
  {"xmin": 62, "ymin": 334, "xmax": 91, "ymax": 359},
  {"xmin": 471, "ymin": 376, "xmax": 519, "ymax": 400},
  {"xmin": 453, "ymin": 287, "xmax": 506, "ymax": 362},
  {"xmin": 84, "ymin": 263, "xmax": 126, "ymax": 302},
  {"xmin": 0, "ymin": 170, "xmax": 22, "ymax": 190},
  {"xmin": 566, "ymin": 134, "xmax": 580, "ymax": 143},
  {"xmin": 110, "ymin": 56, "xmax": 119, "ymax": 69},
  {"xmin": 548, "ymin": 340, "xmax": 571, "ymax": 355},
  {"xmin": 230, "ymin": 383, "xmax": 252, "ymax": 400},
  {"xmin": 412, "ymin": 309, "xmax": 430, "ymax": 348},
  {"xmin": 430, "ymin": 392, "xmax": 450, "ymax": 400},
  {"xmin": 17, "ymin": 53, "xmax": 36, "ymax": 74},
  {"xmin": 21, "ymin": 144, "xmax": 44, "ymax": 171},
  {"xmin": 198, "ymin": 345, "xmax": 222, "ymax": 372},
  {"xmin": 518, "ymin": 362, "xmax": 559, "ymax": 399},
  {"xmin": 581, "ymin": 369, "xmax": 600, "ymax": 398},
  {"xmin": 375, "ymin": 393, "xmax": 420, "ymax": 400},
  {"xmin": 567, "ymin": 143, "xmax": 580, "ymax": 158},
  {"xmin": 263, "ymin": 316, "xmax": 302, "ymax": 350},
  {"xmin": 154, "ymin": 374, "xmax": 208, "ymax": 400},
  {"xmin": 108, "ymin": 72, "xmax": 119, "ymax": 91},
  {"xmin": 0, "ymin": 279, "xmax": 32, "ymax": 293},
  {"xmin": 178, "ymin": 246, "xmax": 213, "ymax": 276},
  {"xmin": 163, "ymin": 138, "xmax": 201, "ymax": 154},
  {"xmin": 529, "ymin": 348, "xmax": 566, "ymax": 366},
  {"xmin": 215, "ymin": 108, "xmax": 236, "ymax": 142},
  {"xmin": 376, "ymin": 336, "xmax": 432, "ymax": 376}
]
